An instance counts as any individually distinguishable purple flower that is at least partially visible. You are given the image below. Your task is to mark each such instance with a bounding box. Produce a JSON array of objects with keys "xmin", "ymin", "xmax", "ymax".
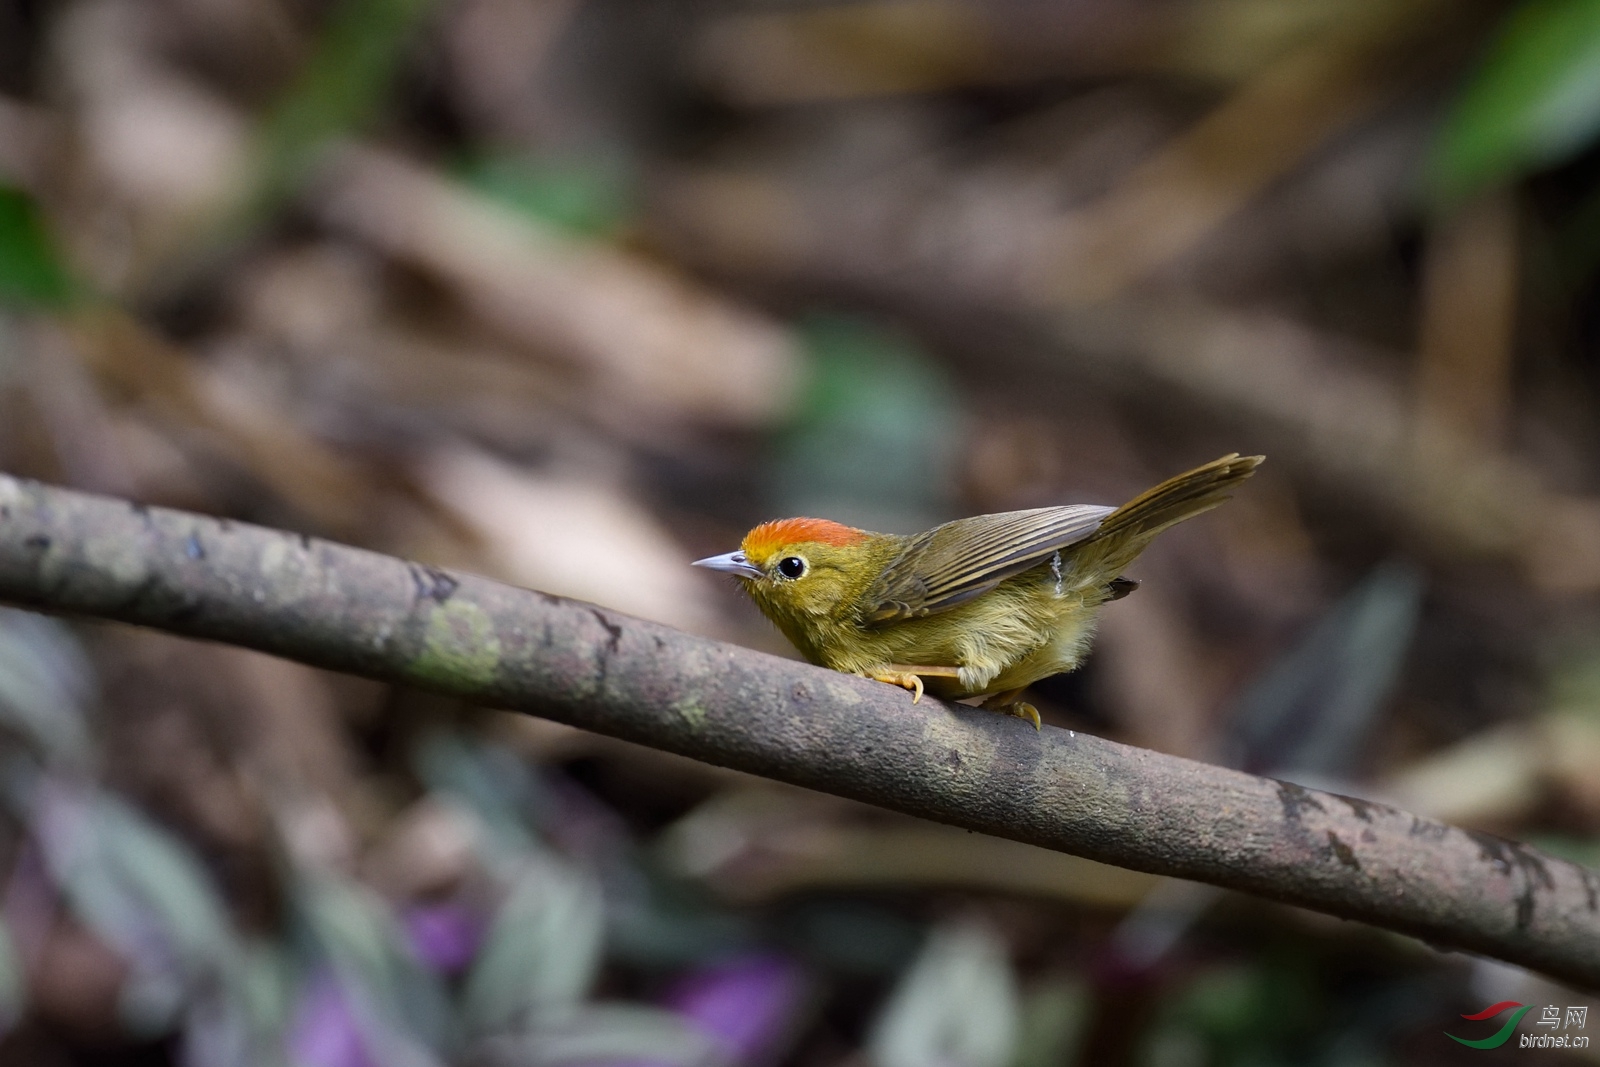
[
  {"xmin": 403, "ymin": 901, "xmax": 484, "ymax": 975},
  {"xmin": 288, "ymin": 970, "xmax": 378, "ymax": 1067},
  {"xmin": 664, "ymin": 954, "xmax": 806, "ymax": 1064}
]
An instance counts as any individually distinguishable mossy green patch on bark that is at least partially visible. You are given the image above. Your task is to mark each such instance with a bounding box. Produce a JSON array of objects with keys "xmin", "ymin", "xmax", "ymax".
[
  {"xmin": 412, "ymin": 600, "xmax": 502, "ymax": 689},
  {"xmin": 672, "ymin": 697, "xmax": 708, "ymax": 728}
]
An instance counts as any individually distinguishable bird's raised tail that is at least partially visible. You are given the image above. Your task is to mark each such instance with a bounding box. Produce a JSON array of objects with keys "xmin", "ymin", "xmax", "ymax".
[{"xmin": 1084, "ymin": 453, "xmax": 1263, "ymax": 569}]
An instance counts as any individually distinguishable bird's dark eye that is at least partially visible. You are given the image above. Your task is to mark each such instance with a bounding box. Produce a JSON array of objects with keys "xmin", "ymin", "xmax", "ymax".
[{"xmin": 776, "ymin": 556, "xmax": 807, "ymax": 579}]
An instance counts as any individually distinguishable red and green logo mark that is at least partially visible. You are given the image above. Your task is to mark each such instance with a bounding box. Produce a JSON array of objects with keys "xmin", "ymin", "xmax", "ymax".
[{"xmin": 1447, "ymin": 1002, "xmax": 1533, "ymax": 1049}]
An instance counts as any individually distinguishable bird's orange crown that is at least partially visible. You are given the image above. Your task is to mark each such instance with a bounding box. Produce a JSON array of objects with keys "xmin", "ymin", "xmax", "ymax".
[{"xmin": 741, "ymin": 517, "xmax": 868, "ymax": 563}]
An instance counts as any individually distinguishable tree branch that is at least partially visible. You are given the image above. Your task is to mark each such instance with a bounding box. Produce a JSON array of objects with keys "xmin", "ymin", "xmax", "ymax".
[{"xmin": 0, "ymin": 473, "xmax": 1596, "ymax": 988}]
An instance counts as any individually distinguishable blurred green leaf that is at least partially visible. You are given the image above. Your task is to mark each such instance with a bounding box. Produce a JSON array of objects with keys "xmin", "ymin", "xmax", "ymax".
[
  {"xmin": 0, "ymin": 608, "xmax": 93, "ymax": 764},
  {"xmin": 182, "ymin": 997, "xmax": 282, "ymax": 1067},
  {"xmin": 92, "ymin": 797, "xmax": 240, "ymax": 972},
  {"xmin": 460, "ymin": 154, "xmax": 634, "ymax": 238},
  {"xmin": 1225, "ymin": 560, "xmax": 1424, "ymax": 775},
  {"xmin": 1525, "ymin": 832, "xmax": 1600, "ymax": 868},
  {"xmin": 1429, "ymin": 0, "xmax": 1600, "ymax": 206},
  {"xmin": 302, "ymin": 877, "xmax": 395, "ymax": 990},
  {"xmin": 236, "ymin": 940, "xmax": 296, "ymax": 1053},
  {"xmin": 414, "ymin": 730, "xmax": 544, "ymax": 861},
  {"xmin": 297, "ymin": 873, "xmax": 452, "ymax": 1054},
  {"xmin": 421, "ymin": 730, "xmax": 749, "ymax": 970},
  {"xmin": 604, "ymin": 875, "xmax": 752, "ymax": 970},
  {"xmin": 0, "ymin": 186, "xmax": 76, "ymax": 309},
  {"xmin": 461, "ymin": 855, "xmax": 605, "ymax": 1037},
  {"xmin": 472, "ymin": 1003, "xmax": 728, "ymax": 1067},
  {"xmin": 771, "ymin": 314, "xmax": 963, "ymax": 534},
  {"xmin": 869, "ymin": 920, "xmax": 1020, "ymax": 1067},
  {"xmin": 1546, "ymin": 641, "xmax": 1600, "ymax": 720},
  {"xmin": 1178, "ymin": 965, "xmax": 1264, "ymax": 1038},
  {"xmin": 1010, "ymin": 977, "xmax": 1088, "ymax": 1067},
  {"xmin": 1152, "ymin": 956, "xmax": 1320, "ymax": 1065},
  {"xmin": 253, "ymin": 0, "xmax": 439, "ymax": 201},
  {"xmin": 42, "ymin": 791, "xmax": 234, "ymax": 973},
  {"xmin": 35, "ymin": 789, "xmax": 241, "ymax": 1032},
  {"xmin": 776, "ymin": 900, "xmax": 922, "ymax": 977}
]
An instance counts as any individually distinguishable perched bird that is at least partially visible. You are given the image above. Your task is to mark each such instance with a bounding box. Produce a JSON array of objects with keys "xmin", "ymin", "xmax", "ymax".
[{"xmin": 694, "ymin": 453, "xmax": 1262, "ymax": 728}]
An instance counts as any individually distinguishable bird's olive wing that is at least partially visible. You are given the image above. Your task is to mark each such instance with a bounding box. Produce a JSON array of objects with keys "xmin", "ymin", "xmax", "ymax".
[{"xmin": 859, "ymin": 504, "xmax": 1115, "ymax": 625}]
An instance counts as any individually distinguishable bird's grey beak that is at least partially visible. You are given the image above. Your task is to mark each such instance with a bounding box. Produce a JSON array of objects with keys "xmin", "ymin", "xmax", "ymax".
[{"xmin": 692, "ymin": 551, "xmax": 764, "ymax": 580}]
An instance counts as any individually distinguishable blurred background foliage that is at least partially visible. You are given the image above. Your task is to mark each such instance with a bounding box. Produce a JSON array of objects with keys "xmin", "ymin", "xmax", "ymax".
[{"xmin": 2, "ymin": 0, "xmax": 1600, "ymax": 1063}]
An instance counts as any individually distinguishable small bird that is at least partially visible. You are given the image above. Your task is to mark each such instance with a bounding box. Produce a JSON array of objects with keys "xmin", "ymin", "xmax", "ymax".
[{"xmin": 694, "ymin": 453, "xmax": 1262, "ymax": 728}]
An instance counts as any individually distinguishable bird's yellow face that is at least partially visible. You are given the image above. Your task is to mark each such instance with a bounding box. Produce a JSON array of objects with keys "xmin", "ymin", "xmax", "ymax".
[
  {"xmin": 693, "ymin": 519, "xmax": 892, "ymax": 657},
  {"xmin": 740, "ymin": 519, "xmax": 871, "ymax": 619}
]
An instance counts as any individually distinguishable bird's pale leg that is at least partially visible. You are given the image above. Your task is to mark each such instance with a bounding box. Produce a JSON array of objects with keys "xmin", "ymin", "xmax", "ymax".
[
  {"xmin": 979, "ymin": 688, "xmax": 1041, "ymax": 730},
  {"xmin": 864, "ymin": 669, "xmax": 923, "ymax": 703},
  {"xmin": 866, "ymin": 665, "xmax": 963, "ymax": 705}
]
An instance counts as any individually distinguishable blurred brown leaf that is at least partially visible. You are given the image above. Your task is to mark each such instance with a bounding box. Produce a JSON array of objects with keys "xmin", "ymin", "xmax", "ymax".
[
  {"xmin": 661, "ymin": 788, "xmax": 1159, "ymax": 907},
  {"xmin": 311, "ymin": 145, "xmax": 803, "ymax": 429},
  {"xmin": 415, "ymin": 445, "xmax": 721, "ymax": 633}
]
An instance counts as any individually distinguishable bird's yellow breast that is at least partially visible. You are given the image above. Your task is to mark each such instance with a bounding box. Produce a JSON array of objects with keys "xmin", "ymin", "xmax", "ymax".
[{"xmin": 813, "ymin": 562, "xmax": 1109, "ymax": 700}]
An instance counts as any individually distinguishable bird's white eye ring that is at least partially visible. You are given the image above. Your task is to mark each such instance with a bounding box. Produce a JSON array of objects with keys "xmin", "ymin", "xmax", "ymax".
[{"xmin": 776, "ymin": 555, "xmax": 807, "ymax": 579}]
